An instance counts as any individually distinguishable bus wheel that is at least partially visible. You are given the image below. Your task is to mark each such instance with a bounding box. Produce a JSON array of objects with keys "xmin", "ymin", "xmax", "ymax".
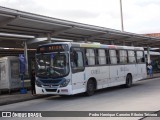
[
  {"xmin": 125, "ymin": 74, "xmax": 132, "ymax": 88},
  {"xmin": 85, "ymin": 80, "xmax": 95, "ymax": 96}
]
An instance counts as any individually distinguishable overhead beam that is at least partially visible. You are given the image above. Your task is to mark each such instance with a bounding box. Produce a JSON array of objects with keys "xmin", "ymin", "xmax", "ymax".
[
  {"xmin": 132, "ymin": 38, "xmax": 153, "ymax": 43},
  {"xmin": 114, "ymin": 35, "xmax": 158, "ymax": 44},
  {"xmin": 0, "ymin": 15, "xmax": 20, "ymax": 27},
  {"xmin": 0, "ymin": 28, "xmax": 43, "ymax": 36},
  {"xmin": 0, "ymin": 32, "xmax": 35, "ymax": 39},
  {"xmin": 110, "ymin": 40, "xmax": 114, "ymax": 45},
  {"xmin": 27, "ymin": 37, "xmax": 73, "ymax": 44},
  {"xmin": 27, "ymin": 38, "xmax": 48, "ymax": 44},
  {"xmin": 135, "ymin": 39, "xmax": 160, "ymax": 45},
  {"xmin": 20, "ymin": 17, "xmax": 71, "ymax": 28},
  {"xmin": 112, "ymin": 36, "xmax": 132, "ymax": 43},
  {"xmin": 6, "ymin": 25, "xmax": 51, "ymax": 33},
  {"xmin": 140, "ymin": 42, "xmax": 160, "ymax": 46},
  {"xmin": 50, "ymin": 38, "xmax": 73, "ymax": 42},
  {"xmin": 51, "ymin": 26, "xmax": 75, "ymax": 36},
  {"xmin": 87, "ymin": 33, "xmax": 107, "ymax": 41},
  {"xmin": 0, "ymin": 42, "xmax": 24, "ymax": 48},
  {"xmin": 0, "ymin": 36, "xmax": 27, "ymax": 40}
]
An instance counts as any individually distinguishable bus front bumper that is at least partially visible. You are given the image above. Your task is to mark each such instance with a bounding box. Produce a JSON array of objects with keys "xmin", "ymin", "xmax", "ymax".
[{"xmin": 35, "ymin": 85, "xmax": 73, "ymax": 95}]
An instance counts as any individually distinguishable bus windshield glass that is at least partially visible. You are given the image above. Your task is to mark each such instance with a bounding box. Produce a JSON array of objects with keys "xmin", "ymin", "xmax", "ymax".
[{"xmin": 36, "ymin": 52, "xmax": 69, "ymax": 78}]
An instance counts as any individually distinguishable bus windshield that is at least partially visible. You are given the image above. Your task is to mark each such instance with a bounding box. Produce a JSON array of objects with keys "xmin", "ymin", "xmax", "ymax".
[{"xmin": 36, "ymin": 52, "xmax": 69, "ymax": 78}]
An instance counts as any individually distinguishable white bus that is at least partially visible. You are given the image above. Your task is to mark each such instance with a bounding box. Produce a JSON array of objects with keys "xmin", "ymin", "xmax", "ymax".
[{"xmin": 35, "ymin": 42, "xmax": 147, "ymax": 96}]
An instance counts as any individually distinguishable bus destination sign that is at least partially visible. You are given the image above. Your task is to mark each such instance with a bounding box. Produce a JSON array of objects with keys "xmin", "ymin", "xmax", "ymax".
[{"xmin": 37, "ymin": 44, "xmax": 68, "ymax": 53}]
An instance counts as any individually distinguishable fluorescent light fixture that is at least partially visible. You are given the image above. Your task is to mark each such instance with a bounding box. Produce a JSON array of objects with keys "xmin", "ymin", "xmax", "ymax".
[{"xmin": 0, "ymin": 32, "xmax": 35, "ymax": 39}]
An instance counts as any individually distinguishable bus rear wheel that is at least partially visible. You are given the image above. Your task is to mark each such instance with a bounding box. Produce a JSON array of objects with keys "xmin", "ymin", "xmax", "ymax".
[
  {"xmin": 85, "ymin": 80, "xmax": 95, "ymax": 96},
  {"xmin": 125, "ymin": 74, "xmax": 132, "ymax": 88}
]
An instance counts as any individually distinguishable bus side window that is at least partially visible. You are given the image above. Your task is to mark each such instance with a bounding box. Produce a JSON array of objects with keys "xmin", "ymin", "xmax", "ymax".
[
  {"xmin": 136, "ymin": 51, "xmax": 144, "ymax": 63},
  {"xmin": 98, "ymin": 49, "xmax": 106, "ymax": 65},
  {"xmin": 109, "ymin": 50, "xmax": 118, "ymax": 64},
  {"xmin": 128, "ymin": 50, "xmax": 136, "ymax": 63},
  {"xmin": 119, "ymin": 50, "xmax": 127, "ymax": 64},
  {"xmin": 86, "ymin": 49, "xmax": 95, "ymax": 65}
]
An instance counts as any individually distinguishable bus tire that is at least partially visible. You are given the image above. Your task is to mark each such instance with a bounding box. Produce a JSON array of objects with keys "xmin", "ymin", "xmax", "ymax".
[
  {"xmin": 125, "ymin": 74, "xmax": 132, "ymax": 88},
  {"xmin": 85, "ymin": 79, "xmax": 95, "ymax": 96}
]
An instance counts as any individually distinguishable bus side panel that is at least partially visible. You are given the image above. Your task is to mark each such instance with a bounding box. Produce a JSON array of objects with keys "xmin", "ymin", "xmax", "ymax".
[
  {"xmin": 117, "ymin": 65, "xmax": 126, "ymax": 85},
  {"xmin": 109, "ymin": 65, "xmax": 125, "ymax": 87},
  {"xmin": 102, "ymin": 66, "xmax": 110, "ymax": 88},
  {"xmin": 137, "ymin": 64, "xmax": 147, "ymax": 80},
  {"xmin": 124, "ymin": 63, "xmax": 146, "ymax": 82},
  {"xmin": 72, "ymin": 71, "xmax": 86, "ymax": 94},
  {"xmin": 84, "ymin": 66, "xmax": 110, "ymax": 90},
  {"xmin": 124, "ymin": 64, "xmax": 138, "ymax": 82}
]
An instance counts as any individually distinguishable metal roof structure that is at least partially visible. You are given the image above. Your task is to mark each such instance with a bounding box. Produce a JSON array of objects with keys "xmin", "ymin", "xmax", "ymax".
[
  {"xmin": 0, "ymin": 6, "xmax": 160, "ymax": 49},
  {"xmin": 0, "ymin": 48, "xmax": 35, "ymax": 57}
]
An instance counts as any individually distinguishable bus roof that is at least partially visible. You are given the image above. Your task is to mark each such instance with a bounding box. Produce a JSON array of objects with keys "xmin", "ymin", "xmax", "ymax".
[
  {"xmin": 37, "ymin": 42, "xmax": 144, "ymax": 51},
  {"xmin": 71, "ymin": 42, "xmax": 144, "ymax": 51}
]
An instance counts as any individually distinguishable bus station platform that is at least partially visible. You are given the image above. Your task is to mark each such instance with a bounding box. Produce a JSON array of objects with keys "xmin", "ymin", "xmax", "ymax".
[
  {"xmin": 0, "ymin": 91, "xmax": 51, "ymax": 106},
  {"xmin": 0, "ymin": 73, "xmax": 160, "ymax": 106}
]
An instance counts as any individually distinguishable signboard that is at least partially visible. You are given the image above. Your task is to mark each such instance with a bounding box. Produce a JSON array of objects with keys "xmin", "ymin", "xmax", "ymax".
[{"xmin": 37, "ymin": 44, "xmax": 68, "ymax": 53}]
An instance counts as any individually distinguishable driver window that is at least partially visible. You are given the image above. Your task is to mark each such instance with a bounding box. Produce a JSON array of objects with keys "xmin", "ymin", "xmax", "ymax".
[{"xmin": 71, "ymin": 50, "xmax": 84, "ymax": 73}]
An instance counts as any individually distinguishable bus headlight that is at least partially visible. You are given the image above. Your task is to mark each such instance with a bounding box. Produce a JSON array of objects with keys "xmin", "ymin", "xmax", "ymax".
[
  {"xmin": 35, "ymin": 80, "xmax": 42, "ymax": 87},
  {"xmin": 60, "ymin": 79, "xmax": 70, "ymax": 87}
]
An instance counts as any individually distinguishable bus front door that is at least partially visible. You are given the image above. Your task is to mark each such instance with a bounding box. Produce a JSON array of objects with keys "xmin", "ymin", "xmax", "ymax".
[{"xmin": 71, "ymin": 50, "xmax": 85, "ymax": 94}]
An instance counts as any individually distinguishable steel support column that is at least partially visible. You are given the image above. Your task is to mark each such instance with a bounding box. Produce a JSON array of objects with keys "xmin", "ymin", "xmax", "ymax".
[
  {"xmin": 24, "ymin": 41, "xmax": 28, "ymax": 75},
  {"xmin": 147, "ymin": 47, "xmax": 151, "ymax": 64}
]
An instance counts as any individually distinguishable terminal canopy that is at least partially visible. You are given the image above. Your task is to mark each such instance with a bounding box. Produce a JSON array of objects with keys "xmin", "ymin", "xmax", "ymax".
[{"xmin": 0, "ymin": 6, "xmax": 160, "ymax": 49}]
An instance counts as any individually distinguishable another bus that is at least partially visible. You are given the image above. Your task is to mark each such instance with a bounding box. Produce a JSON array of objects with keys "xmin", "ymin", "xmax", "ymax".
[{"xmin": 35, "ymin": 42, "xmax": 147, "ymax": 96}]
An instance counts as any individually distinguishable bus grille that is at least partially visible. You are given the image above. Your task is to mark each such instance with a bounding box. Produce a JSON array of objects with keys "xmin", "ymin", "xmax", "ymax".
[
  {"xmin": 45, "ymin": 89, "xmax": 57, "ymax": 92},
  {"xmin": 40, "ymin": 79, "xmax": 61, "ymax": 84}
]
